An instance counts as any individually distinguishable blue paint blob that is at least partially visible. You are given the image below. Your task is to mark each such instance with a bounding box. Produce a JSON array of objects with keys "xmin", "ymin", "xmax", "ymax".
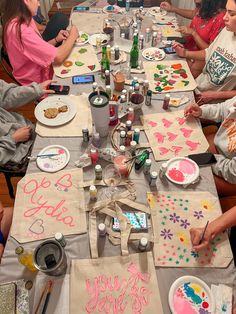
[
  {"xmin": 222, "ymin": 304, "xmax": 227, "ymax": 312},
  {"xmin": 183, "ymin": 282, "xmax": 202, "ymax": 305}
]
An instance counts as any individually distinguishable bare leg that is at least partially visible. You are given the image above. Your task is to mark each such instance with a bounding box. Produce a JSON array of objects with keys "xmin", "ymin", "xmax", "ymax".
[
  {"xmin": 0, "ymin": 244, "xmax": 4, "ymax": 262},
  {"xmin": 1, "ymin": 207, "xmax": 13, "ymax": 240}
]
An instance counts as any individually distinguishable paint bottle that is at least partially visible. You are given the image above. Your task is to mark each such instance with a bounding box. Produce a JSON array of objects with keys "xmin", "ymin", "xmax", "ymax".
[
  {"xmin": 139, "ymin": 34, "xmax": 144, "ymax": 50},
  {"xmin": 143, "ymin": 158, "xmax": 152, "ymax": 175},
  {"xmin": 90, "ymin": 148, "xmax": 99, "ymax": 165},
  {"xmin": 145, "ymin": 28, "xmax": 151, "ymax": 43},
  {"xmin": 82, "ymin": 127, "xmax": 90, "ymax": 142},
  {"xmin": 105, "ymin": 85, "xmax": 112, "ymax": 100},
  {"xmin": 120, "ymin": 94, "xmax": 127, "ymax": 106},
  {"xmin": 15, "ymin": 246, "xmax": 38, "ymax": 272},
  {"xmin": 98, "ymin": 223, "xmax": 106, "ymax": 236},
  {"xmin": 138, "ymin": 237, "xmax": 148, "ymax": 252},
  {"xmin": 143, "ymin": 80, "xmax": 149, "ymax": 96},
  {"xmin": 55, "ymin": 232, "xmax": 66, "ymax": 247},
  {"xmin": 128, "ymin": 87, "xmax": 134, "ymax": 101},
  {"xmin": 89, "ymin": 185, "xmax": 97, "ymax": 201},
  {"xmin": 126, "ymin": 120, "xmax": 132, "ymax": 131},
  {"xmin": 91, "ymin": 132, "xmax": 101, "ymax": 148},
  {"xmin": 92, "ymin": 82, "xmax": 98, "ymax": 92},
  {"xmin": 132, "ymin": 22, "xmax": 138, "ymax": 36},
  {"xmin": 145, "ymin": 90, "xmax": 152, "ymax": 106},
  {"xmin": 149, "ymin": 171, "xmax": 158, "ymax": 186},
  {"xmin": 95, "ymin": 164, "xmax": 103, "ymax": 180},
  {"xmin": 105, "ymin": 70, "xmax": 110, "ymax": 86},
  {"xmin": 121, "ymin": 33, "xmax": 125, "ymax": 39},
  {"xmin": 121, "ymin": 89, "xmax": 128, "ymax": 102},
  {"xmin": 114, "ymin": 46, "xmax": 120, "ymax": 60},
  {"xmin": 159, "ymin": 162, "xmax": 167, "ymax": 179},
  {"xmin": 139, "ymin": 78, "xmax": 144, "ymax": 94},
  {"xmin": 128, "ymin": 107, "xmax": 135, "ymax": 122},
  {"xmin": 125, "ymin": 131, "xmax": 133, "ymax": 147},
  {"xmin": 163, "ymin": 93, "xmax": 170, "ymax": 110},
  {"xmin": 132, "ymin": 77, "xmax": 138, "ymax": 87},
  {"xmin": 110, "ymin": 48, "xmax": 115, "ymax": 63},
  {"xmin": 133, "ymin": 128, "xmax": 140, "ymax": 144},
  {"xmin": 106, "ymin": 45, "xmax": 111, "ymax": 61},
  {"xmin": 125, "ymin": 0, "xmax": 130, "ymax": 12},
  {"xmin": 109, "ymin": 102, "xmax": 119, "ymax": 126},
  {"xmin": 119, "ymin": 145, "xmax": 126, "ymax": 155},
  {"xmin": 151, "ymin": 32, "xmax": 157, "ymax": 47},
  {"xmin": 130, "ymin": 140, "xmax": 137, "ymax": 156},
  {"xmin": 120, "ymin": 130, "xmax": 126, "ymax": 146}
]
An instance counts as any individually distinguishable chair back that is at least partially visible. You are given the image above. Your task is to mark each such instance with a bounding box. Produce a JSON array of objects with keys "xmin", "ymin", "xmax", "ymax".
[{"xmin": 0, "ymin": 47, "xmax": 19, "ymax": 84}]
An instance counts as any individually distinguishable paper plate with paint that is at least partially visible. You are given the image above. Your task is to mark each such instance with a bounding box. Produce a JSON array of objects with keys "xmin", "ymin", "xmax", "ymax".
[
  {"xmin": 36, "ymin": 145, "xmax": 70, "ymax": 173},
  {"xmin": 142, "ymin": 48, "xmax": 166, "ymax": 61},
  {"xmin": 148, "ymin": 6, "xmax": 167, "ymax": 17},
  {"xmin": 88, "ymin": 33, "xmax": 109, "ymax": 46},
  {"xmin": 75, "ymin": 31, "xmax": 89, "ymax": 46},
  {"xmin": 103, "ymin": 5, "xmax": 122, "ymax": 13},
  {"xmin": 169, "ymin": 275, "xmax": 215, "ymax": 314},
  {"xmin": 164, "ymin": 157, "xmax": 199, "ymax": 185}
]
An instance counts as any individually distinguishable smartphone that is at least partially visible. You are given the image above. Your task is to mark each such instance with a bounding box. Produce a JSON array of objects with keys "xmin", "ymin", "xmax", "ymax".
[
  {"xmin": 167, "ymin": 36, "xmax": 186, "ymax": 44},
  {"xmin": 188, "ymin": 152, "xmax": 217, "ymax": 166},
  {"xmin": 73, "ymin": 6, "xmax": 89, "ymax": 11},
  {"xmin": 72, "ymin": 75, "xmax": 95, "ymax": 84},
  {"xmin": 112, "ymin": 212, "xmax": 148, "ymax": 232},
  {"xmin": 163, "ymin": 47, "xmax": 176, "ymax": 54},
  {"xmin": 48, "ymin": 84, "xmax": 70, "ymax": 95}
]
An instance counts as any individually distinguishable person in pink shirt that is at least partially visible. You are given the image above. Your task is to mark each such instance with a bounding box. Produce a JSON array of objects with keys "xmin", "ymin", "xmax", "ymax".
[
  {"xmin": 2, "ymin": 0, "xmax": 79, "ymax": 85},
  {"xmin": 161, "ymin": 0, "xmax": 226, "ymax": 78}
]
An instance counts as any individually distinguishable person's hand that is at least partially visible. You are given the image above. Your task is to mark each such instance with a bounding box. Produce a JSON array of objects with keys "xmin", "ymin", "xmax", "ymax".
[
  {"xmin": 190, "ymin": 226, "xmax": 215, "ymax": 251},
  {"xmin": 172, "ymin": 42, "xmax": 186, "ymax": 58},
  {"xmin": 12, "ymin": 126, "xmax": 32, "ymax": 143},
  {"xmin": 160, "ymin": 1, "xmax": 173, "ymax": 12},
  {"xmin": 69, "ymin": 25, "xmax": 79, "ymax": 41},
  {"xmin": 184, "ymin": 103, "xmax": 202, "ymax": 118},
  {"xmin": 178, "ymin": 26, "xmax": 195, "ymax": 36},
  {"xmin": 55, "ymin": 30, "xmax": 70, "ymax": 43},
  {"xmin": 39, "ymin": 80, "xmax": 57, "ymax": 94},
  {"xmin": 195, "ymin": 91, "xmax": 220, "ymax": 105}
]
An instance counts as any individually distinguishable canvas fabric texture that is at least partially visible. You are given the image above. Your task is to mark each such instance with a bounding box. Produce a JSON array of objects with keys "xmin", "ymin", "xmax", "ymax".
[
  {"xmin": 141, "ymin": 110, "xmax": 209, "ymax": 161},
  {"xmin": 35, "ymin": 94, "xmax": 92, "ymax": 137},
  {"xmin": 70, "ymin": 12, "xmax": 109, "ymax": 34},
  {"xmin": 70, "ymin": 252, "xmax": 164, "ymax": 314},
  {"xmin": 148, "ymin": 191, "xmax": 233, "ymax": 268},
  {"xmin": 11, "ymin": 168, "xmax": 87, "ymax": 243}
]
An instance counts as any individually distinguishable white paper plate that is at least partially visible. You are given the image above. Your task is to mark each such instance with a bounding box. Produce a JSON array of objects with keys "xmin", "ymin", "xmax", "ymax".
[
  {"xmin": 103, "ymin": 5, "xmax": 122, "ymax": 13},
  {"xmin": 169, "ymin": 276, "xmax": 215, "ymax": 314},
  {"xmin": 88, "ymin": 33, "xmax": 109, "ymax": 46},
  {"xmin": 164, "ymin": 157, "xmax": 199, "ymax": 185},
  {"xmin": 142, "ymin": 48, "xmax": 166, "ymax": 61},
  {"xmin": 148, "ymin": 6, "xmax": 167, "ymax": 16},
  {"xmin": 36, "ymin": 145, "xmax": 70, "ymax": 173},
  {"xmin": 75, "ymin": 31, "xmax": 89, "ymax": 46},
  {"xmin": 35, "ymin": 96, "xmax": 77, "ymax": 127}
]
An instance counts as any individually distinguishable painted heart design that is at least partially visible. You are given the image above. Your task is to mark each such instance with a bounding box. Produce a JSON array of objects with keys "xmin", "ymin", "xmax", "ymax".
[
  {"xmin": 29, "ymin": 219, "xmax": 44, "ymax": 235},
  {"xmin": 148, "ymin": 120, "xmax": 157, "ymax": 128},
  {"xmin": 55, "ymin": 173, "xmax": 72, "ymax": 190},
  {"xmin": 180, "ymin": 128, "xmax": 193, "ymax": 138},
  {"xmin": 171, "ymin": 146, "xmax": 182, "ymax": 155},
  {"xmin": 162, "ymin": 118, "xmax": 173, "ymax": 128},
  {"xmin": 167, "ymin": 132, "xmax": 177, "ymax": 141},
  {"xmin": 154, "ymin": 132, "xmax": 165, "ymax": 143},
  {"xmin": 159, "ymin": 147, "xmax": 169, "ymax": 155},
  {"xmin": 176, "ymin": 117, "xmax": 186, "ymax": 125},
  {"xmin": 186, "ymin": 140, "xmax": 200, "ymax": 151}
]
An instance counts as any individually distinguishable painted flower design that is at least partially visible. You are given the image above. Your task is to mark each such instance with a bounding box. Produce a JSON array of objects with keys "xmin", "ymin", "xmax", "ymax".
[
  {"xmin": 199, "ymin": 309, "xmax": 210, "ymax": 314},
  {"xmin": 180, "ymin": 219, "xmax": 190, "ymax": 229},
  {"xmin": 193, "ymin": 210, "xmax": 204, "ymax": 220},
  {"xmin": 169, "ymin": 213, "xmax": 180, "ymax": 223},
  {"xmin": 160, "ymin": 228, "xmax": 173, "ymax": 240},
  {"xmin": 200, "ymin": 200, "xmax": 214, "ymax": 211}
]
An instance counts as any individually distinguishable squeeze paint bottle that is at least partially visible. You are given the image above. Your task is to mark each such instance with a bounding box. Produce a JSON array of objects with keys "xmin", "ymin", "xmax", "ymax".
[
  {"xmin": 92, "ymin": 82, "xmax": 98, "ymax": 92},
  {"xmin": 133, "ymin": 128, "xmax": 140, "ymax": 144},
  {"xmin": 125, "ymin": 0, "xmax": 130, "ymax": 12},
  {"xmin": 143, "ymin": 158, "xmax": 152, "ymax": 175},
  {"xmin": 126, "ymin": 120, "xmax": 132, "ymax": 131},
  {"xmin": 145, "ymin": 28, "xmax": 151, "ymax": 43},
  {"xmin": 90, "ymin": 148, "xmax": 99, "ymax": 165},
  {"xmin": 121, "ymin": 89, "xmax": 128, "ymax": 102},
  {"xmin": 82, "ymin": 127, "xmax": 90, "ymax": 142},
  {"xmin": 95, "ymin": 164, "xmax": 103, "ymax": 180},
  {"xmin": 119, "ymin": 145, "xmax": 126, "ymax": 155},
  {"xmin": 151, "ymin": 32, "xmax": 157, "ymax": 47},
  {"xmin": 149, "ymin": 171, "xmax": 158, "ymax": 186},
  {"xmin": 15, "ymin": 246, "xmax": 38, "ymax": 272},
  {"xmin": 105, "ymin": 70, "xmax": 110, "ymax": 86},
  {"xmin": 130, "ymin": 140, "xmax": 137, "ymax": 156},
  {"xmin": 143, "ymin": 80, "xmax": 149, "ymax": 96},
  {"xmin": 139, "ymin": 34, "xmax": 144, "ymax": 50},
  {"xmin": 98, "ymin": 223, "xmax": 106, "ymax": 236},
  {"xmin": 91, "ymin": 132, "xmax": 101, "ymax": 148},
  {"xmin": 145, "ymin": 90, "xmax": 152, "ymax": 106},
  {"xmin": 163, "ymin": 93, "xmax": 170, "ymax": 110},
  {"xmin": 128, "ymin": 107, "xmax": 135, "ymax": 122},
  {"xmin": 138, "ymin": 237, "xmax": 148, "ymax": 251},
  {"xmin": 54, "ymin": 232, "xmax": 66, "ymax": 247},
  {"xmin": 120, "ymin": 130, "xmax": 126, "ymax": 146},
  {"xmin": 89, "ymin": 185, "xmax": 97, "ymax": 201}
]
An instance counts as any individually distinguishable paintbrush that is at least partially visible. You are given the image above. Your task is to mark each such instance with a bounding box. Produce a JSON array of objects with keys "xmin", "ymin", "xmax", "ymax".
[
  {"xmin": 42, "ymin": 280, "xmax": 54, "ymax": 314},
  {"xmin": 34, "ymin": 281, "xmax": 48, "ymax": 314},
  {"xmin": 199, "ymin": 220, "xmax": 209, "ymax": 245}
]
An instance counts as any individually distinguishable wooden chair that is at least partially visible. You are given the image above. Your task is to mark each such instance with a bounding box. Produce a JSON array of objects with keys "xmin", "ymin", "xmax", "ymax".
[
  {"xmin": 0, "ymin": 47, "xmax": 19, "ymax": 85},
  {"xmin": 0, "ymin": 166, "xmax": 25, "ymax": 199}
]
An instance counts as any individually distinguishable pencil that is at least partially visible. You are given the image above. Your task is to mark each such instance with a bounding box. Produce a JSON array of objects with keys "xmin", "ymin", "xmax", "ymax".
[
  {"xmin": 42, "ymin": 280, "xmax": 54, "ymax": 314},
  {"xmin": 199, "ymin": 220, "xmax": 209, "ymax": 245},
  {"xmin": 34, "ymin": 281, "xmax": 48, "ymax": 314}
]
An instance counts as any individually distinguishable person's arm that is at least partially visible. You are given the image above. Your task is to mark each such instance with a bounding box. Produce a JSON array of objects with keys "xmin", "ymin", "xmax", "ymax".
[
  {"xmin": 34, "ymin": 20, "xmax": 46, "ymax": 34},
  {"xmin": 190, "ymin": 206, "xmax": 236, "ymax": 251},
  {"xmin": 172, "ymin": 43, "xmax": 206, "ymax": 61},
  {"xmin": 177, "ymin": 25, "xmax": 209, "ymax": 50},
  {"xmin": 197, "ymin": 90, "xmax": 236, "ymax": 104},
  {"xmin": 160, "ymin": 2, "xmax": 195, "ymax": 19},
  {"xmin": 212, "ymin": 156, "xmax": 236, "ymax": 184}
]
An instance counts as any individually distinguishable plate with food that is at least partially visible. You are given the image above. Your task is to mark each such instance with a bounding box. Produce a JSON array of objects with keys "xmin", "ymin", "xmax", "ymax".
[
  {"xmin": 142, "ymin": 48, "xmax": 166, "ymax": 61},
  {"xmin": 75, "ymin": 31, "xmax": 89, "ymax": 46},
  {"xmin": 161, "ymin": 157, "xmax": 199, "ymax": 186},
  {"xmin": 34, "ymin": 96, "xmax": 77, "ymax": 126},
  {"xmin": 36, "ymin": 145, "xmax": 70, "ymax": 172},
  {"xmin": 148, "ymin": 6, "xmax": 167, "ymax": 17},
  {"xmin": 168, "ymin": 275, "xmax": 215, "ymax": 314},
  {"xmin": 88, "ymin": 33, "xmax": 109, "ymax": 46}
]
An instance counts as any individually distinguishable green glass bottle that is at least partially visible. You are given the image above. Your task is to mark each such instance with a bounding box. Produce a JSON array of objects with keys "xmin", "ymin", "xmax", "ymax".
[
  {"xmin": 130, "ymin": 33, "xmax": 139, "ymax": 69},
  {"xmin": 101, "ymin": 46, "xmax": 110, "ymax": 79}
]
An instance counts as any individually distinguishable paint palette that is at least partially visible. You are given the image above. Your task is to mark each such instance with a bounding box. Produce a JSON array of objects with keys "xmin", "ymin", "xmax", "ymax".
[
  {"xmin": 36, "ymin": 145, "xmax": 70, "ymax": 173},
  {"xmin": 103, "ymin": 5, "xmax": 123, "ymax": 13},
  {"xmin": 163, "ymin": 157, "xmax": 199, "ymax": 185},
  {"xmin": 142, "ymin": 48, "xmax": 166, "ymax": 61},
  {"xmin": 75, "ymin": 31, "xmax": 89, "ymax": 46},
  {"xmin": 169, "ymin": 276, "xmax": 215, "ymax": 314}
]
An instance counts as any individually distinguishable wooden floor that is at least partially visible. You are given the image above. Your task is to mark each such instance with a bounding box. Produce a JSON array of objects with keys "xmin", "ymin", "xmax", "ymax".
[{"xmin": 0, "ymin": 64, "xmax": 36, "ymax": 208}]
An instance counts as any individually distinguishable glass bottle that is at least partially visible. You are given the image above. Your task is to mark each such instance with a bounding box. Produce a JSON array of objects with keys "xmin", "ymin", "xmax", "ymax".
[
  {"xmin": 130, "ymin": 33, "xmax": 139, "ymax": 69},
  {"xmin": 15, "ymin": 246, "xmax": 38, "ymax": 272},
  {"xmin": 101, "ymin": 46, "xmax": 110, "ymax": 79}
]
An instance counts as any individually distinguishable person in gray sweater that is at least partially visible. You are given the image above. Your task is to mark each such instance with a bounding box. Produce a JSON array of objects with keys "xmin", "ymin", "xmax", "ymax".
[
  {"xmin": 0, "ymin": 79, "xmax": 54, "ymax": 170},
  {"xmin": 184, "ymin": 97, "xmax": 236, "ymax": 197}
]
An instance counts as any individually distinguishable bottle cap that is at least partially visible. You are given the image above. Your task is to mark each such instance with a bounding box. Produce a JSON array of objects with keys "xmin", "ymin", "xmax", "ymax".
[
  {"xmin": 130, "ymin": 140, "xmax": 137, "ymax": 147},
  {"xmin": 133, "ymin": 22, "xmax": 137, "ymax": 27},
  {"xmin": 25, "ymin": 280, "xmax": 33, "ymax": 290},
  {"xmin": 140, "ymin": 34, "xmax": 144, "ymax": 39},
  {"xmin": 82, "ymin": 127, "xmax": 88, "ymax": 132},
  {"xmin": 153, "ymin": 32, "xmax": 157, "ymax": 36},
  {"xmin": 134, "ymin": 128, "xmax": 140, "ymax": 133},
  {"xmin": 90, "ymin": 148, "xmax": 97, "ymax": 154},
  {"xmin": 133, "ymin": 77, "xmax": 138, "ymax": 81},
  {"xmin": 129, "ymin": 86, "xmax": 134, "ymax": 92},
  {"xmin": 121, "ymin": 33, "xmax": 125, "ymax": 38},
  {"xmin": 106, "ymin": 85, "xmax": 111, "ymax": 89},
  {"xmin": 151, "ymin": 171, "xmax": 158, "ymax": 178},
  {"xmin": 140, "ymin": 237, "xmax": 148, "ymax": 246},
  {"xmin": 107, "ymin": 45, "xmax": 111, "ymax": 49},
  {"xmin": 165, "ymin": 93, "xmax": 170, "ymax": 98},
  {"xmin": 147, "ymin": 90, "xmax": 152, "ymax": 96},
  {"xmin": 144, "ymin": 79, "xmax": 149, "ymax": 85},
  {"xmin": 89, "ymin": 185, "xmax": 97, "ymax": 192},
  {"xmin": 98, "ymin": 223, "xmax": 106, "ymax": 232},
  {"xmin": 128, "ymin": 107, "xmax": 134, "ymax": 112},
  {"xmin": 120, "ymin": 130, "xmax": 126, "ymax": 137},
  {"xmin": 122, "ymin": 89, "xmax": 127, "ymax": 95},
  {"xmin": 15, "ymin": 246, "xmax": 24, "ymax": 255},
  {"xmin": 114, "ymin": 45, "xmax": 119, "ymax": 50},
  {"xmin": 93, "ymin": 132, "xmax": 100, "ymax": 139},
  {"xmin": 134, "ymin": 83, "xmax": 140, "ymax": 90},
  {"xmin": 145, "ymin": 159, "xmax": 152, "ymax": 166},
  {"xmin": 119, "ymin": 145, "xmax": 126, "ymax": 152},
  {"xmin": 92, "ymin": 82, "xmax": 98, "ymax": 87},
  {"xmin": 146, "ymin": 28, "xmax": 150, "ymax": 33},
  {"xmin": 105, "ymin": 70, "xmax": 110, "ymax": 75},
  {"xmin": 120, "ymin": 95, "xmax": 126, "ymax": 101},
  {"xmin": 126, "ymin": 120, "xmax": 132, "ymax": 127},
  {"xmin": 95, "ymin": 164, "xmax": 102, "ymax": 171},
  {"xmin": 55, "ymin": 232, "xmax": 63, "ymax": 241}
]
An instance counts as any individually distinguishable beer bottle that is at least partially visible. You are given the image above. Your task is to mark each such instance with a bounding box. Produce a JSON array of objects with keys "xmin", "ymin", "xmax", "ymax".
[
  {"xmin": 130, "ymin": 33, "xmax": 139, "ymax": 68},
  {"xmin": 101, "ymin": 46, "xmax": 110, "ymax": 79}
]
